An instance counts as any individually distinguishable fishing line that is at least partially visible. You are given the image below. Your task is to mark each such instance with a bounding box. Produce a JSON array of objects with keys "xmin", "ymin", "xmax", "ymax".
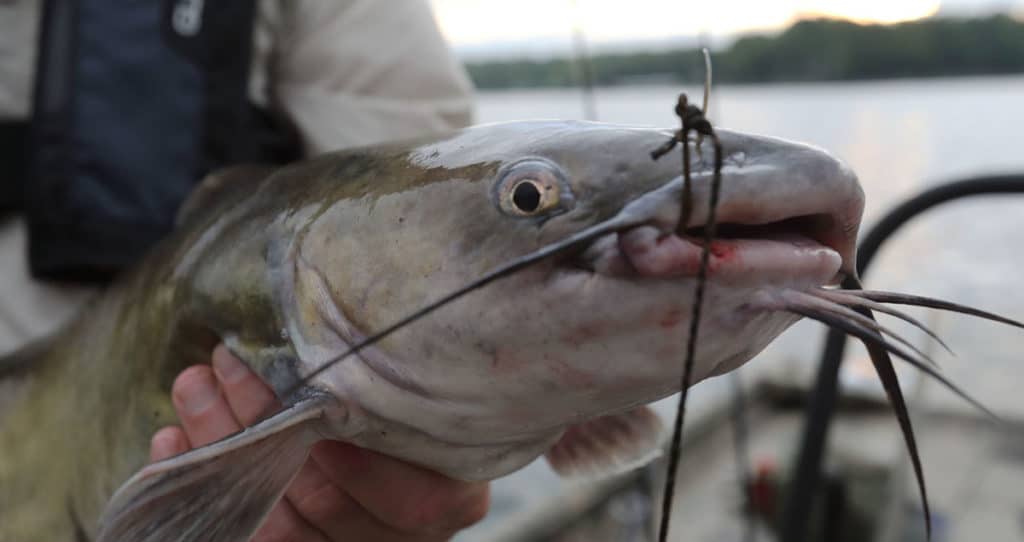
[
  {"xmin": 651, "ymin": 54, "xmax": 725, "ymax": 540},
  {"xmin": 284, "ymin": 54, "xmax": 724, "ymax": 400},
  {"xmin": 280, "ymin": 187, "xmax": 661, "ymax": 399}
]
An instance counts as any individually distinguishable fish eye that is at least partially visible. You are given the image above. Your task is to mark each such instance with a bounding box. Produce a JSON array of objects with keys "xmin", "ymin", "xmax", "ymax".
[
  {"xmin": 510, "ymin": 179, "xmax": 549, "ymax": 214},
  {"xmin": 495, "ymin": 160, "xmax": 569, "ymax": 218}
]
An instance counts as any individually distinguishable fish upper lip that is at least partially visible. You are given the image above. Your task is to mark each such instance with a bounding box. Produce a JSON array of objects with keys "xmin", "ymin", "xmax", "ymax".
[
  {"xmin": 585, "ymin": 130, "xmax": 864, "ymax": 282},
  {"xmin": 562, "ymin": 130, "xmax": 863, "ymax": 285},
  {"xmin": 576, "ymin": 220, "xmax": 844, "ymax": 285},
  {"xmin": 573, "ymin": 174, "xmax": 856, "ymax": 285}
]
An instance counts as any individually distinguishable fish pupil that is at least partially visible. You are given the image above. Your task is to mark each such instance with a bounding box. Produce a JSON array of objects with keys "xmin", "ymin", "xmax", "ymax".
[{"xmin": 512, "ymin": 181, "xmax": 542, "ymax": 213}]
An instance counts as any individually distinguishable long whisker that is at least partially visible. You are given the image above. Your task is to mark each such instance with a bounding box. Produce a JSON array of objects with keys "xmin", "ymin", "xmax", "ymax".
[
  {"xmin": 834, "ymin": 290, "xmax": 1024, "ymax": 329},
  {"xmin": 784, "ymin": 290, "xmax": 941, "ymax": 368},
  {"xmin": 785, "ymin": 304, "xmax": 932, "ymax": 540},
  {"xmin": 280, "ymin": 211, "xmax": 647, "ymax": 399},
  {"xmin": 785, "ymin": 305, "xmax": 996, "ymax": 419},
  {"xmin": 810, "ymin": 288, "xmax": 954, "ymax": 356}
]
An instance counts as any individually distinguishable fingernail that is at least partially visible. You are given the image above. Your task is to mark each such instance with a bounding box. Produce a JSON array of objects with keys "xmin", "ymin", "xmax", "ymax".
[
  {"xmin": 150, "ymin": 427, "xmax": 186, "ymax": 461},
  {"xmin": 213, "ymin": 346, "xmax": 247, "ymax": 384},
  {"xmin": 176, "ymin": 369, "xmax": 219, "ymax": 415}
]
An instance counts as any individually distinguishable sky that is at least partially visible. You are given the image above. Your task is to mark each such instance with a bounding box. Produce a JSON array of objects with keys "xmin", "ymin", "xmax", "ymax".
[{"xmin": 429, "ymin": 0, "xmax": 1024, "ymax": 58}]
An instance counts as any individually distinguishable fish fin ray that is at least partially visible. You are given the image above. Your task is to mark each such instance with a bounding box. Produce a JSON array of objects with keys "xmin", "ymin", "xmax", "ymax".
[
  {"xmin": 96, "ymin": 397, "xmax": 329, "ymax": 542},
  {"xmin": 545, "ymin": 406, "xmax": 663, "ymax": 478}
]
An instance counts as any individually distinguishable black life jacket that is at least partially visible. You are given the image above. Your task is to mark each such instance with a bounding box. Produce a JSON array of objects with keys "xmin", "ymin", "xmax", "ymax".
[{"xmin": 0, "ymin": 0, "xmax": 301, "ymax": 282}]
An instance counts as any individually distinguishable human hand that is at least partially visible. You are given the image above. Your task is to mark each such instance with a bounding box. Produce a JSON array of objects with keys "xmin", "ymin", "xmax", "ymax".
[{"xmin": 150, "ymin": 345, "xmax": 490, "ymax": 541}]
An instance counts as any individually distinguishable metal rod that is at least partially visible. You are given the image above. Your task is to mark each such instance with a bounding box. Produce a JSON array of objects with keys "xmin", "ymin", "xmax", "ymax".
[{"xmin": 730, "ymin": 372, "xmax": 757, "ymax": 542}]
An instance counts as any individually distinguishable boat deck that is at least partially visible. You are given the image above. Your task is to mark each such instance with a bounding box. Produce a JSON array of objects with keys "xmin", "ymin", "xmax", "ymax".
[{"xmin": 461, "ymin": 389, "xmax": 1024, "ymax": 541}]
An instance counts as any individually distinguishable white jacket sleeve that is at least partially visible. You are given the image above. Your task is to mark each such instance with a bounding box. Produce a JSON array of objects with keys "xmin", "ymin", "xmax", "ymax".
[
  {"xmin": 260, "ymin": 0, "xmax": 476, "ymax": 155},
  {"xmin": 0, "ymin": 0, "xmax": 41, "ymax": 119}
]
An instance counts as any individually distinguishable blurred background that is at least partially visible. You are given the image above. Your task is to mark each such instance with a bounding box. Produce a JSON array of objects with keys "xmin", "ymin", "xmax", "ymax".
[{"xmin": 431, "ymin": 2, "xmax": 1024, "ymax": 541}]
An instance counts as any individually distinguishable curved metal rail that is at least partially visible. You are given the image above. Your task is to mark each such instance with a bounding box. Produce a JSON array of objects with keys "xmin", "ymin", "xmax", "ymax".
[{"xmin": 779, "ymin": 174, "xmax": 1024, "ymax": 542}]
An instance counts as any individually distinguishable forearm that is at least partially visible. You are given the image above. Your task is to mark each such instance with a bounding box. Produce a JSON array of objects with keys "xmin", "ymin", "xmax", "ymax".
[{"xmin": 262, "ymin": 0, "xmax": 476, "ymax": 154}]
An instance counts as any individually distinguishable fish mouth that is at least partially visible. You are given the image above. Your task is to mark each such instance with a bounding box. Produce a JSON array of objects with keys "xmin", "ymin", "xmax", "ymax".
[
  {"xmin": 574, "ymin": 132, "xmax": 864, "ymax": 287},
  {"xmin": 578, "ymin": 213, "xmax": 844, "ymax": 285}
]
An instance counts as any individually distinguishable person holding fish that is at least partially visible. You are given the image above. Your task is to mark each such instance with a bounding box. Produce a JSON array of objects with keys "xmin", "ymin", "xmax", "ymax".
[
  {"xmin": 0, "ymin": 0, "xmax": 488, "ymax": 539},
  {"xmin": 151, "ymin": 346, "xmax": 489, "ymax": 541},
  {"xmin": 6, "ymin": 3, "xmax": 1022, "ymax": 542}
]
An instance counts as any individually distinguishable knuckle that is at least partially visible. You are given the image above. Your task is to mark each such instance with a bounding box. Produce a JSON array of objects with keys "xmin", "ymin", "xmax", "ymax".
[
  {"xmin": 389, "ymin": 500, "xmax": 445, "ymax": 534},
  {"xmin": 293, "ymin": 481, "xmax": 359, "ymax": 525},
  {"xmin": 455, "ymin": 490, "xmax": 490, "ymax": 528},
  {"xmin": 391, "ymin": 484, "xmax": 489, "ymax": 535},
  {"xmin": 252, "ymin": 507, "xmax": 305, "ymax": 542}
]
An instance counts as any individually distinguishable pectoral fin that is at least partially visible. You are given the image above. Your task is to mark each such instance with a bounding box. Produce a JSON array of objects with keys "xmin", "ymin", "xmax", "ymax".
[
  {"xmin": 545, "ymin": 406, "xmax": 663, "ymax": 477},
  {"xmin": 97, "ymin": 397, "xmax": 330, "ymax": 542}
]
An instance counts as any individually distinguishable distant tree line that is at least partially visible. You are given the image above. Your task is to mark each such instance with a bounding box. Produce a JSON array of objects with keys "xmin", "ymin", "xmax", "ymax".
[{"xmin": 465, "ymin": 15, "xmax": 1024, "ymax": 89}]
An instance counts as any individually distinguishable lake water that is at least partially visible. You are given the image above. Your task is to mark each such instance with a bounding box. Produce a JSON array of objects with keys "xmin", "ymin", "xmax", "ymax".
[{"xmin": 461, "ymin": 76, "xmax": 1024, "ymax": 540}]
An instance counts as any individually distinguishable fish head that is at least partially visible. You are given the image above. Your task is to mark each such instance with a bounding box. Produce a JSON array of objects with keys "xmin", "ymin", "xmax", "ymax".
[{"xmin": 292, "ymin": 120, "xmax": 864, "ymax": 438}]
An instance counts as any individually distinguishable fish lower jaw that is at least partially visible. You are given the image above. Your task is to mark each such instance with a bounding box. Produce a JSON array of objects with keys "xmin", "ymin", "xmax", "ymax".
[{"xmin": 578, "ymin": 225, "xmax": 842, "ymax": 286}]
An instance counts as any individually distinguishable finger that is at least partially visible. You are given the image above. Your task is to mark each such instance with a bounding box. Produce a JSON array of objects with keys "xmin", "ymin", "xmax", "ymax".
[
  {"xmin": 171, "ymin": 365, "xmax": 242, "ymax": 447},
  {"xmin": 310, "ymin": 441, "xmax": 490, "ymax": 536},
  {"xmin": 148, "ymin": 426, "xmax": 189, "ymax": 462},
  {"xmin": 211, "ymin": 344, "xmax": 279, "ymax": 425},
  {"xmin": 252, "ymin": 500, "xmax": 330, "ymax": 542},
  {"xmin": 285, "ymin": 460, "xmax": 452, "ymax": 541}
]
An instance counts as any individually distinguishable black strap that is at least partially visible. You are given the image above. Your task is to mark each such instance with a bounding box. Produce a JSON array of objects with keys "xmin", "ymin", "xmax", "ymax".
[
  {"xmin": 0, "ymin": 121, "xmax": 27, "ymax": 213},
  {"xmin": 23, "ymin": 0, "xmax": 299, "ymax": 283},
  {"xmin": 162, "ymin": 0, "xmax": 300, "ymax": 168}
]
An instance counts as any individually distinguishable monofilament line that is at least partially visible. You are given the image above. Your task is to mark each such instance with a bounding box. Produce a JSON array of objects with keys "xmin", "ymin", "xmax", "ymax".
[
  {"xmin": 653, "ymin": 93, "xmax": 724, "ymax": 542},
  {"xmin": 280, "ymin": 196, "xmax": 654, "ymax": 400}
]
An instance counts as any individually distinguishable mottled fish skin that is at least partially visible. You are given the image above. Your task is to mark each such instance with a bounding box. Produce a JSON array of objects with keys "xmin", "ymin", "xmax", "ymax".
[{"xmin": 0, "ymin": 121, "xmax": 864, "ymax": 541}]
